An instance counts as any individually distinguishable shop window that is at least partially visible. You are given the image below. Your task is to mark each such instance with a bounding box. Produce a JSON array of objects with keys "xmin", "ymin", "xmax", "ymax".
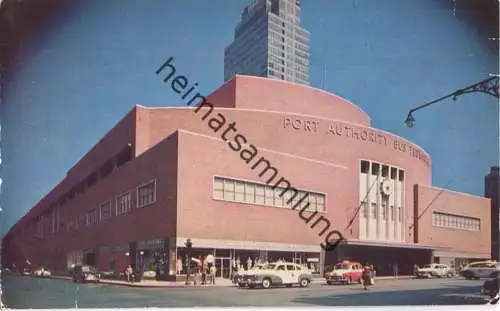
[{"xmin": 360, "ymin": 160, "xmax": 370, "ymax": 174}]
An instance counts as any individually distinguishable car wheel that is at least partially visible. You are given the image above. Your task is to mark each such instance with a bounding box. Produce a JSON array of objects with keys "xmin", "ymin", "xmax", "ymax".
[
  {"xmin": 300, "ymin": 279, "xmax": 310, "ymax": 288},
  {"xmin": 326, "ymin": 281, "xmax": 333, "ymax": 285},
  {"xmin": 262, "ymin": 278, "xmax": 271, "ymax": 289}
]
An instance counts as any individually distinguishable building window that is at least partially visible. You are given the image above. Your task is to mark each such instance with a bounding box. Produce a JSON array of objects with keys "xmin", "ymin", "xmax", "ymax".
[
  {"xmin": 432, "ymin": 211, "xmax": 480, "ymax": 231},
  {"xmin": 137, "ymin": 180, "xmax": 156, "ymax": 208},
  {"xmin": 86, "ymin": 209, "xmax": 98, "ymax": 226},
  {"xmin": 382, "ymin": 203, "xmax": 388, "ymax": 220},
  {"xmin": 116, "ymin": 192, "xmax": 132, "ymax": 216},
  {"xmin": 100, "ymin": 200, "xmax": 112, "ymax": 221},
  {"xmin": 361, "ymin": 201, "xmax": 369, "ymax": 218},
  {"xmin": 212, "ymin": 176, "xmax": 326, "ymax": 212},
  {"xmin": 371, "ymin": 203, "xmax": 377, "ymax": 219}
]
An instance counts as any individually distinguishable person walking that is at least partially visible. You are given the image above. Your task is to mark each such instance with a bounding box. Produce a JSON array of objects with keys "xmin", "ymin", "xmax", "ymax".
[
  {"xmin": 210, "ymin": 264, "xmax": 216, "ymax": 284},
  {"xmin": 361, "ymin": 263, "xmax": 373, "ymax": 291}
]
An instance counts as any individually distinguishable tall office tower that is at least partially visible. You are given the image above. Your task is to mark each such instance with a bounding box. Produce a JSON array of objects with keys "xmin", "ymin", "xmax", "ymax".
[
  {"xmin": 485, "ymin": 166, "xmax": 500, "ymax": 260},
  {"xmin": 224, "ymin": 0, "xmax": 310, "ymax": 85}
]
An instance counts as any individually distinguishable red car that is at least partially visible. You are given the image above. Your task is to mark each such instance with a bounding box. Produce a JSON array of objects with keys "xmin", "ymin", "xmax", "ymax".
[{"xmin": 325, "ymin": 261, "xmax": 363, "ymax": 285}]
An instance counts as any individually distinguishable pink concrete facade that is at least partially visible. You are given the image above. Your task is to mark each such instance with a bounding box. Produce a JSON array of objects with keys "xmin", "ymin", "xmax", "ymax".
[{"xmin": 2, "ymin": 75, "xmax": 491, "ymax": 276}]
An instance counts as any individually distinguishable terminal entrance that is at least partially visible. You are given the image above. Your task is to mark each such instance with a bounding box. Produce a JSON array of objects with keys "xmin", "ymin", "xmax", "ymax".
[{"xmin": 215, "ymin": 257, "xmax": 231, "ymax": 279}]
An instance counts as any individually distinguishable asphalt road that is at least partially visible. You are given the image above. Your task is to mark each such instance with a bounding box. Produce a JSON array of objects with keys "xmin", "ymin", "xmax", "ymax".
[{"xmin": 1, "ymin": 274, "xmax": 489, "ymax": 308}]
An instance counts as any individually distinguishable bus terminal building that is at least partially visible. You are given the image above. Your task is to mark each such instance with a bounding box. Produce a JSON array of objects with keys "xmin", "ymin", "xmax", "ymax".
[{"xmin": 2, "ymin": 75, "xmax": 491, "ymax": 280}]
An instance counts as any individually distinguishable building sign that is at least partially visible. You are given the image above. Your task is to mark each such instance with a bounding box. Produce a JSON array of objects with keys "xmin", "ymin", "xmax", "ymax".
[{"xmin": 283, "ymin": 115, "xmax": 430, "ymax": 167}]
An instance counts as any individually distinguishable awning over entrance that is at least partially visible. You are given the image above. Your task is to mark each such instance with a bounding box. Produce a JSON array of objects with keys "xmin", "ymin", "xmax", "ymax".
[
  {"xmin": 433, "ymin": 250, "xmax": 491, "ymax": 259},
  {"xmin": 176, "ymin": 237, "xmax": 320, "ymax": 253},
  {"xmin": 343, "ymin": 239, "xmax": 450, "ymax": 251}
]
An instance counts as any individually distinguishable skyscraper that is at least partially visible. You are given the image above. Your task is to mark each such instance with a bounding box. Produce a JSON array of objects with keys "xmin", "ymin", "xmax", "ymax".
[
  {"xmin": 224, "ymin": 0, "xmax": 310, "ymax": 85},
  {"xmin": 485, "ymin": 166, "xmax": 500, "ymax": 260}
]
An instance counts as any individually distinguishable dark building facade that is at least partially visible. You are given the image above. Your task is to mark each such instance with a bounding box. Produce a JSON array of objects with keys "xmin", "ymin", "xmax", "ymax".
[{"xmin": 485, "ymin": 166, "xmax": 500, "ymax": 260}]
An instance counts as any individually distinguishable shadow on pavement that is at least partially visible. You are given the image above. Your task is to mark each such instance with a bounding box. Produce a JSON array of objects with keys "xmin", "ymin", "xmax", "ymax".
[{"xmin": 293, "ymin": 284, "xmax": 487, "ymax": 306}]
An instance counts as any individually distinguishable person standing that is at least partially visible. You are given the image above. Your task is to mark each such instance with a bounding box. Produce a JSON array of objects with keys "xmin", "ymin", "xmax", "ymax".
[
  {"xmin": 393, "ymin": 263, "xmax": 399, "ymax": 279},
  {"xmin": 210, "ymin": 264, "xmax": 216, "ymax": 284}
]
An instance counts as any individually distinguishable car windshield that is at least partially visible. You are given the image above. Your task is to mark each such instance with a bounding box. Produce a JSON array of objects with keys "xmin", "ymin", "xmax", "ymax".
[
  {"xmin": 264, "ymin": 264, "xmax": 277, "ymax": 270},
  {"xmin": 81, "ymin": 266, "xmax": 91, "ymax": 272},
  {"xmin": 422, "ymin": 265, "xmax": 432, "ymax": 268},
  {"xmin": 334, "ymin": 264, "xmax": 350, "ymax": 270}
]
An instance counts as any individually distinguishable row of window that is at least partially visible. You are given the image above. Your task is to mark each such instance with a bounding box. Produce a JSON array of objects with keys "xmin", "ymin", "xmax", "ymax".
[
  {"xmin": 66, "ymin": 180, "xmax": 156, "ymax": 233},
  {"xmin": 360, "ymin": 160, "xmax": 405, "ymax": 181},
  {"xmin": 360, "ymin": 201, "xmax": 403, "ymax": 222},
  {"xmin": 213, "ymin": 176, "xmax": 325, "ymax": 212},
  {"xmin": 432, "ymin": 212, "xmax": 480, "ymax": 231}
]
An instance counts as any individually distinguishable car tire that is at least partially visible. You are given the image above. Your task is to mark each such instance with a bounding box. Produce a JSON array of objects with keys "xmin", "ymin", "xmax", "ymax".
[
  {"xmin": 262, "ymin": 278, "xmax": 271, "ymax": 289},
  {"xmin": 300, "ymin": 279, "xmax": 310, "ymax": 288},
  {"xmin": 326, "ymin": 281, "xmax": 333, "ymax": 285}
]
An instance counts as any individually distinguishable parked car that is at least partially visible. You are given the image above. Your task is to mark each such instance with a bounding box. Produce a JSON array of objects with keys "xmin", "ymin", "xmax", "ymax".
[
  {"xmin": 234, "ymin": 264, "xmax": 266, "ymax": 286},
  {"xmin": 325, "ymin": 260, "xmax": 363, "ymax": 285},
  {"xmin": 460, "ymin": 261, "xmax": 500, "ymax": 280},
  {"xmin": 240, "ymin": 262, "xmax": 312, "ymax": 289},
  {"xmin": 72, "ymin": 265, "xmax": 101, "ymax": 283},
  {"xmin": 21, "ymin": 268, "xmax": 32, "ymax": 276},
  {"xmin": 33, "ymin": 268, "xmax": 52, "ymax": 278},
  {"xmin": 415, "ymin": 264, "xmax": 454, "ymax": 278}
]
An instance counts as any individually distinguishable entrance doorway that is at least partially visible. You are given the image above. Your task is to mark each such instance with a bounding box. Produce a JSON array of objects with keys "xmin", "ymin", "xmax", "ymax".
[{"xmin": 215, "ymin": 258, "xmax": 231, "ymax": 279}]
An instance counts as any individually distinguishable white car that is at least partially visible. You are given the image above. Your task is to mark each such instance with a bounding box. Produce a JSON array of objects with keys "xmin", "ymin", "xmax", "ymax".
[
  {"xmin": 415, "ymin": 264, "xmax": 454, "ymax": 278},
  {"xmin": 460, "ymin": 261, "xmax": 500, "ymax": 280},
  {"xmin": 239, "ymin": 262, "xmax": 312, "ymax": 289},
  {"xmin": 33, "ymin": 268, "xmax": 52, "ymax": 278},
  {"xmin": 234, "ymin": 264, "xmax": 266, "ymax": 286}
]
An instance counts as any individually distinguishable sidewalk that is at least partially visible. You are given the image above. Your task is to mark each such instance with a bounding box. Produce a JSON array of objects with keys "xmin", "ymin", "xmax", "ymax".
[{"xmin": 51, "ymin": 275, "xmax": 235, "ymax": 288}]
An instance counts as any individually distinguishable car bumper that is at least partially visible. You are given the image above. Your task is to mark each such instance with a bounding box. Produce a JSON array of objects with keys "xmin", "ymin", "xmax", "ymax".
[{"xmin": 326, "ymin": 276, "xmax": 348, "ymax": 283}]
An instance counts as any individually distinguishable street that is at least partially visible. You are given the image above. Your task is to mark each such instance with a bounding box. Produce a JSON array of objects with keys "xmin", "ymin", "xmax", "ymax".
[{"xmin": 1, "ymin": 274, "xmax": 488, "ymax": 308}]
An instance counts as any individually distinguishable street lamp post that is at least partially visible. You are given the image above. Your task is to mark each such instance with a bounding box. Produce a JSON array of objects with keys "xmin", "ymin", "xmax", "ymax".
[
  {"xmin": 185, "ymin": 239, "xmax": 193, "ymax": 285},
  {"xmin": 404, "ymin": 76, "xmax": 499, "ymax": 128}
]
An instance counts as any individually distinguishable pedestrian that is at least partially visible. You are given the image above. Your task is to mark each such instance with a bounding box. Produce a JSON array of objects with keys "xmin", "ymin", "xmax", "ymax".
[
  {"xmin": 155, "ymin": 261, "xmax": 161, "ymax": 281},
  {"xmin": 361, "ymin": 263, "xmax": 373, "ymax": 291},
  {"xmin": 393, "ymin": 263, "xmax": 399, "ymax": 279},
  {"xmin": 125, "ymin": 265, "xmax": 133, "ymax": 283},
  {"xmin": 413, "ymin": 264, "xmax": 419, "ymax": 277},
  {"xmin": 201, "ymin": 261, "xmax": 207, "ymax": 285},
  {"xmin": 210, "ymin": 264, "xmax": 216, "ymax": 284}
]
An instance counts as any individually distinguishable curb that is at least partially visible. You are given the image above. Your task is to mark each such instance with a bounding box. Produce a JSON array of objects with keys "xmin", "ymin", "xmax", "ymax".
[{"xmin": 50, "ymin": 275, "xmax": 234, "ymax": 288}]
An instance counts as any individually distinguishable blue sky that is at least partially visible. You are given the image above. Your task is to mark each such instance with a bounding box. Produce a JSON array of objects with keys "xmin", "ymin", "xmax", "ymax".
[{"xmin": 1, "ymin": 0, "xmax": 498, "ymax": 236}]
